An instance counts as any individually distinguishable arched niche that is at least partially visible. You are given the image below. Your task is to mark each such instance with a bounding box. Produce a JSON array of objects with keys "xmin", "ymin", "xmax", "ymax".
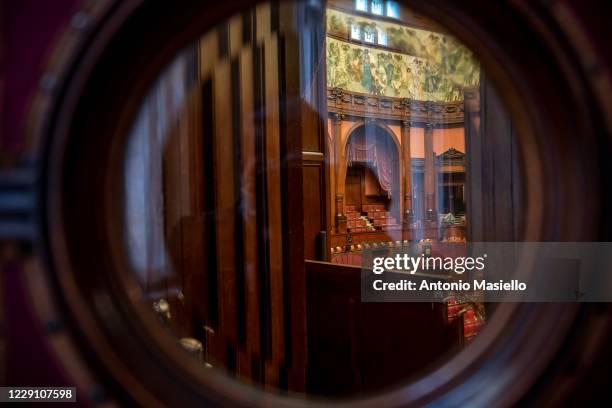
[{"xmin": 342, "ymin": 122, "xmax": 402, "ymax": 221}]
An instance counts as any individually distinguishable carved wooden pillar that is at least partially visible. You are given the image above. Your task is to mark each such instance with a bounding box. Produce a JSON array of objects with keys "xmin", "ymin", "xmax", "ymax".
[
  {"xmin": 401, "ymin": 120, "xmax": 414, "ymax": 226},
  {"xmin": 332, "ymin": 112, "xmax": 346, "ymax": 233},
  {"xmin": 424, "ymin": 122, "xmax": 437, "ymax": 224}
]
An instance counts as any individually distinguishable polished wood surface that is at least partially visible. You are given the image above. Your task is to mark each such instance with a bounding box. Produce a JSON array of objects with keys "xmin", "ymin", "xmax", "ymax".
[{"xmin": 305, "ymin": 260, "xmax": 463, "ymax": 395}]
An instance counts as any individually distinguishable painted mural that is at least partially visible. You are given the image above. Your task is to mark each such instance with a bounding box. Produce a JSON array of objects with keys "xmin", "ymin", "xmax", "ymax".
[{"xmin": 326, "ymin": 8, "xmax": 479, "ymax": 102}]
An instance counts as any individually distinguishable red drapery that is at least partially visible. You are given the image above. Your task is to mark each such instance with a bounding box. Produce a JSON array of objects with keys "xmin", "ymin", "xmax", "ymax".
[{"xmin": 347, "ymin": 143, "xmax": 393, "ymax": 198}]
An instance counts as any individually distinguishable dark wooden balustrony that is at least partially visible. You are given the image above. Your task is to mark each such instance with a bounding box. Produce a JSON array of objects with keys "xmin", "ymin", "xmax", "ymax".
[{"xmin": 305, "ymin": 260, "xmax": 464, "ymax": 396}]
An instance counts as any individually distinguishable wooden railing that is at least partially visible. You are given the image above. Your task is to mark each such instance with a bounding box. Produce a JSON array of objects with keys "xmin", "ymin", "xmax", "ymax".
[{"xmin": 305, "ymin": 260, "xmax": 464, "ymax": 396}]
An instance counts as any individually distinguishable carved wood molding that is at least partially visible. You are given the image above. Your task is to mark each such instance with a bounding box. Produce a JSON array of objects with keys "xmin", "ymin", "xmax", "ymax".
[
  {"xmin": 327, "ymin": 88, "xmax": 465, "ymax": 127},
  {"xmin": 436, "ymin": 147, "xmax": 465, "ymax": 166}
]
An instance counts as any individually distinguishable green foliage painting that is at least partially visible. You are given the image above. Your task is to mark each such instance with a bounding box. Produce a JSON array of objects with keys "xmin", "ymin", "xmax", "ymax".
[{"xmin": 326, "ymin": 9, "xmax": 479, "ymax": 102}]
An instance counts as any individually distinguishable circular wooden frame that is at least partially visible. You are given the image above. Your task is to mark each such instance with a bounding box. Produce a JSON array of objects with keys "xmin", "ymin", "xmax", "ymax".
[{"xmin": 29, "ymin": 0, "xmax": 612, "ymax": 406}]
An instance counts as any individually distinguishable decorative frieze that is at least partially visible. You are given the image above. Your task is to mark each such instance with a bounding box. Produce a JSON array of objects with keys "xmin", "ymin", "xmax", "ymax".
[{"xmin": 327, "ymin": 87, "xmax": 465, "ymax": 126}]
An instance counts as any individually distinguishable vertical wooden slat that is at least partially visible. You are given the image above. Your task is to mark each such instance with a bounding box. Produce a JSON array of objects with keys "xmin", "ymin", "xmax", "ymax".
[
  {"xmin": 230, "ymin": 58, "xmax": 246, "ymax": 347},
  {"xmin": 201, "ymin": 78, "xmax": 219, "ymax": 328},
  {"xmin": 263, "ymin": 34, "xmax": 285, "ymax": 367},
  {"xmin": 255, "ymin": 3, "xmax": 271, "ymax": 43},
  {"xmin": 279, "ymin": 2, "xmax": 314, "ymax": 384},
  {"xmin": 240, "ymin": 46, "xmax": 261, "ymax": 356},
  {"xmin": 184, "ymin": 52, "xmax": 206, "ymax": 323},
  {"xmin": 252, "ymin": 42, "xmax": 271, "ymax": 368},
  {"xmin": 213, "ymin": 59, "xmax": 238, "ymax": 345},
  {"xmin": 199, "ymin": 31, "xmax": 218, "ymax": 80},
  {"xmin": 229, "ymin": 15, "xmax": 243, "ymax": 59}
]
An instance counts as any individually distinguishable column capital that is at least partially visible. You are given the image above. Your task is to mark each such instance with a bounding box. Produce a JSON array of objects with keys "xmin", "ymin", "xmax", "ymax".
[
  {"xmin": 332, "ymin": 112, "xmax": 345, "ymax": 122},
  {"xmin": 401, "ymin": 119, "xmax": 411, "ymax": 128}
]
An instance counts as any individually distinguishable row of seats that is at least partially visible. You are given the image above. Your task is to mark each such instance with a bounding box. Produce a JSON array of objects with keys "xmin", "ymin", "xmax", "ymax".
[
  {"xmin": 447, "ymin": 297, "xmax": 485, "ymax": 342},
  {"xmin": 367, "ymin": 211, "xmax": 391, "ymax": 220},
  {"xmin": 372, "ymin": 217, "xmax": 397, "ymax": 226},
  {"xmin": 346, "ymin": 205, "xmax": 371, "ymax": 233},
  {"xmin": 362, "ymin": 204, "xmax": 385, "ymax": 212},
  {"xmin": 345, "ymin": 204, "xmax": 401, "ymax": 232},
  {"xmin": 347, "ymin": 219, "xmax": 368, "ymax": 228},
  {"xmin": 368, "ymin": 211, "xmax": 393, "ymax": 220}
]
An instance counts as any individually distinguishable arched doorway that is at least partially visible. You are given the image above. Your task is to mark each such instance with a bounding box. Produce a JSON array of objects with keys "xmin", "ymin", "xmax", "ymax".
[{"xmin": 343, "ymin": 123, "xmax": 401, "ymax": 236}]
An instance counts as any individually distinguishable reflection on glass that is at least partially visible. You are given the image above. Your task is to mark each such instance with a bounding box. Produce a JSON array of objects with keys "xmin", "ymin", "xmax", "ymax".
[{"xmin": 121, "ymin": 0, "xmax": 519, "ymax": 399}]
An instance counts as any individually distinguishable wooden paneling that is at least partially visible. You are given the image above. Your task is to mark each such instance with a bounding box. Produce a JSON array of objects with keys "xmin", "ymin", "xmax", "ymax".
[
  {"xmin": 297, "ymin": 0, "xmax": 330, "ymax": 263},
  {"xmin": 201, "ymin": 78, "xmax": 219, "ymax": 330},
  {"xmin": 239, "ymin": 45, "xmax": 261, "ymax": 357},
  {"xmin": 305, "ymin": 260, "xmax": 463, "ymax": 395},
  {"xmin": 465, "ymin": 76, "xmax": 522, "ymax": 242},
  {"xmin": 303, "ymin": 164, "xmax": 324, "ymax": 259},
  {"xmin": 263, "ymin": 34, "xmax": 286, "ymax": 368},
  {"xmin": 212, "ymin": 59, "xmax": 239, "ymax": 348},
  {"xmin": 154, "ymin": 1, "xmax": 328, "ymax": 391},
  {"xmin": 345, "ymin": 166, "xmax": 362, "ymax": 206}
]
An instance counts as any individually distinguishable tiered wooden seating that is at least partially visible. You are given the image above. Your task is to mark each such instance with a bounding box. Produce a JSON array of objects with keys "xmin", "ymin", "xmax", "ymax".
[
  {"xmin": 462, "ymin": 308, "xmax": 485, "ymax": 341},
  {"xmin": 361, "ymin": 204, "xmax": 399, "ymax": 230},
  {"xmin": 345, "ymin": 205, "xmax": 369, "ymax": 232},
  {"xmin": 372, "ymin": 217, "xmax": 397, "ymax": 226},
  {"xmin": 447, "ymin": 297, "xmax": 485, "ymax": 342},
  {"xmin": 346, "ymin": 212, "xmax": 359, "ymax": 220},
  {"xmin": 347, "ymin": 218, "xmax": 367, "ymax": 230}
]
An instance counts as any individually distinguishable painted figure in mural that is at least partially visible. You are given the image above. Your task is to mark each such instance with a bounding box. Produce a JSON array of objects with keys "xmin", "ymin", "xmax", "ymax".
[
  {"xmin": 424, "ymin": 33, "xmax": 442, "ymax": 63},
  {"xmin": 325, "ymin": 8, "xmax": 480, "ymax": 101},
  {"xmin": 327, "ymin": 41, "xmax": 339, "ymax": 87},
  {"xmin": 410, "ymin": 59, "xmax": 425, "ymax": 100},
  {"xmin": 362, "ymin": 49, "xmax": 373, "ymax": 92},
  {"xmin": 337, "ymin": 43, "xmax": 351, "ymax": 89},
  {"xmin": 424, "ymin": 60, "xmax": 442, "ymax": 97},
  {"xmin": 327, "ymin": 41, "xmax": 350, "ymax": 89},
  {"xmin": 390, "ymin": 54, "xmax": 406, "ymax": 96},
  {"xmin": 372, "ymin": 53, "xmax": 388, "ymax": 95},
  {"xmin": 348, "ymin": 47, "xmax": 363, "ymax": 83},
  {"xmin": 328, "ymin": 13, "xmax": 345, "ymax": 33}
]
